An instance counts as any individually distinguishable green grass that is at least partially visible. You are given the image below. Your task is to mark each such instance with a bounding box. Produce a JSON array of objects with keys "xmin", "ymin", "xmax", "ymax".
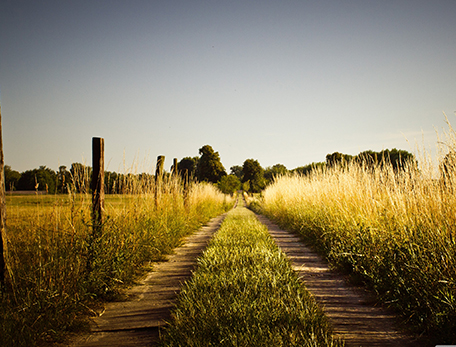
[
  {"xmin": 1, "ymin": 181, "xmax": 232, "ymax": 346},
  {"xmin": 161, "ymin": 205, "xmax": 343, "ymax": 347}
]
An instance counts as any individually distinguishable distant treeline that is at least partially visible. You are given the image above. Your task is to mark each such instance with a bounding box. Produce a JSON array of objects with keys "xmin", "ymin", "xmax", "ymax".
[
  {"xmin": 293, "ymin": 148, "xmax": 416, "ymax": 176},
  {"xmin": 4, "ymin": 163, "xmax": 147, "ymax": 195},
  {"xmin": 4, "ymin": 147, "xmax": 417, "ymax": 195}
]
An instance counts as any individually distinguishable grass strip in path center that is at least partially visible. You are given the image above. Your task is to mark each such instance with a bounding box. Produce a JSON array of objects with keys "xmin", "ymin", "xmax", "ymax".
[{"xmin": 160, "ymin": 205, "xmax": 342, "ymax": 347}]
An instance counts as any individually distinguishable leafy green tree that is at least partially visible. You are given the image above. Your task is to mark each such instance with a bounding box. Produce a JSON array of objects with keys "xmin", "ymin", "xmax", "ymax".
[
  {"xmin": 16, "ymin": 171, "xmax": 34, "ymax": 191},
  {"xmin": 17, "ymin": 166, "xmax": 57, "ymax": 193},
  {"xmin": 178, "ymin": 157, "xmax": 199, "ymax": 182},
  {"xmin": 196, "ymin": 145, "xmax": 226, "ymax": 183},
  {"xmin": 242, "ymin": 159, "xmax": 266, "ymax": 193},
  {"xmin": 325, "ymin": 149, "xmax": 415, "ymax": 172},
  {"xmin": 57, "ymin": 165, "xmax": 71, "ymax": 193},
  {"xmin": 230, "ymin": 165, "xmax": 243, "ymax": 180},
  {"xmin": 4, "ymin": 165, "xmax": 21, "ymax": 191},
  {"xmin": 242, "ymin": 181, "xmax": 250, "ymax": 192},
  {"xmin": 356, "ymin": 149, "xmax": 415, "ymax": 171},
  {"xmin": 218, "ymin": 174, "xmax": 241, "ymax": 195},
  {"xmin": 379, "ymin": 148, "xmax": 416, "ymax": 171},
  {"xmin": 356, "ymin": 150, "xmax": 375, "ymax": 164},
  {"xmin": 326, "ymin": 152, "xmax": 353, "ymax": 167},
  {"xmin": 264, "ymin": 164, "xmax": 288, "ymax": 183},
  {"xmin": 293, "ymin": 162, "xmax": 326, "ymax": 176}
]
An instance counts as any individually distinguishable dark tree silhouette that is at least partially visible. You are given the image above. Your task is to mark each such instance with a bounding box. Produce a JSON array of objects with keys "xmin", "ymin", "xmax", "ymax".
[
  {"xmin": 242, "ymin": 159, "xmax": 265, "ymax": 193},
  {"xmin": 196, "ymin": 145, "xmax": 226, "ymax": 183},
  {"xmin": 230, "ymin": 165, "xmax": 243, "ymax": 180},
  {"xmin": 178, "ymin": 157, "xmax": 199, "ymax": 182},
  {"xmin": 17, "ymin": 166, "xmax": 57, "ymax": 193},
  {"xmin": 264, "ymin": 164, "xmax": 288, "ymax": 183},
  {"xmin": 4, "ymin": 165, "xmax": 21, "ymax": 191}
]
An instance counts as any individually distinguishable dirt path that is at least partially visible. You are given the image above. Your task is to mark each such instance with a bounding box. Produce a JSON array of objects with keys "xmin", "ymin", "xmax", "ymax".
[
  {"xmin": 255, "ymin": 214, "xmax": 427, "ymax": 347},
  {"xmin": 70, "ymin": 213, "xmax": 227, "ymax": 347}
]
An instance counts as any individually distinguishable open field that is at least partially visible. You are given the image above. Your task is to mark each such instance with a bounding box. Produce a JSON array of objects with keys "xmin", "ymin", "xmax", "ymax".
[
  {"xmin": 260, "ymin": 151, "xmax": 456, "ymax": 343},
  {"xmin": 1, "ymin": 180, "xmax": 232, "ymax": 346}
]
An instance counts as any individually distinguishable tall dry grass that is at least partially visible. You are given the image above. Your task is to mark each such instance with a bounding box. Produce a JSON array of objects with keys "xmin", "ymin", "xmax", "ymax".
[
  {"xmin": 0, "ymin": 171, "xmax": 231, "ymax": 346},
  {"xmin": 261, "ymin": 119, "xmax": 456, "ymax": 343}
]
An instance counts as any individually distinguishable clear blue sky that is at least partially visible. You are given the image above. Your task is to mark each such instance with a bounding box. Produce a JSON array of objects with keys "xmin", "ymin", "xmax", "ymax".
[{"xmin": 1, "ymin": 0, "xmax": 455, "ymax": 173}]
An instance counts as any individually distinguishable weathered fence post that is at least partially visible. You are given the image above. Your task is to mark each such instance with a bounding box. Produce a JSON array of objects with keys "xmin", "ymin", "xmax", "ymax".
[
  {"xmin": 92, "ymin": 137, "xmax": 105, "ymax": 235},
  {"xmin": 172, "ymin": 158, "xmax": 179, "ymax": 209},
  {"xmin": 0, "ymin": 107, "xmax": 7, "ymax": 285},
  {"xmin": 155, "ymin": 155, "xmax": 165, "ymax": 207},
  {"xmin": 155, "ymin": 155, "xmax": 165, "ymax": 183},
  {"xmin": 172, "ymin": 158, "xmax": 178, "ymax": 177},
  {"xmin": 183, "ymin": 169, "xmax": 190, "ymax": 211}
]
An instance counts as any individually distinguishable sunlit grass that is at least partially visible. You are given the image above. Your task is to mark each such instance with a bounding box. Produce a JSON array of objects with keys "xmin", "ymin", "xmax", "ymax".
[
  {"xmin": 1, "ymin": 175, "xmax": 232, "ymax": 346},
  {"xmin": 161, "ymin": 205, "xmax": 343, "ymax": 347},
  {"xmin": 260, "ymin": 120, "xmax": 456, "ymax": 343}
]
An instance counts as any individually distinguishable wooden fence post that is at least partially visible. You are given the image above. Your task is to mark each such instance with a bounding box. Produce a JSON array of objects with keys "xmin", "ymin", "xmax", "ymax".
[
  {"xmin": 155, "ymin": 155, "xmax": 165, "ymax": 207},
  {"xmin": 155, "ymin": 155, "xmax": 165, "ymax": 180},
  {"xmin": 92, "ymin": 137, "xmax": 104, "ymax": 235},
  {"xmin": 172, "ymin": 158, "xmax": 179, "ymax": 208},
  {"xmin": 172, "ymin": 158, "xmax": 178, "ymax": 176},
  {"xmin": 183, "ymin": 169, "xmax": 190, "ymax": 211},
  {"xmin": 0, "ymin": 107, "xmax": 6, "ymax": 285}
]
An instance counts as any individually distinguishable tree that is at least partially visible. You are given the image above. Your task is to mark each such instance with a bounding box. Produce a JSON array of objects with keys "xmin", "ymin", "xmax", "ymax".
[
  {"xmin": 70, "ymin": 163, "xmax": 91, "ymax": 193},
  {"xmin": 242, "ymin": 180, "xmax": 250, "ymax": 192},
  {"xmin": 178, "ymin": 157, "xmax": 199, "ymax": 182},
  {"xmin": 17, "ymin": 166, "xmax": 57, "ymax": 193},
  {"xmin": 196, "ymin": 145, "xmax": 226, "ymax": 183},
  {"xmin": 105, "ymin": 171, "xmax": 120, "ymax": 194},
  {"xmin": 326, "ymin": 152, "xmax": 353, "ymax": 167},
  {"xmin": 379, "ymin": 148, "xmax": 416, "ymax": 171},
  {"xmin": 356, "ymin": 149, "xmax": 416, "ymax": 171},
  {"xmin": 242, "ymin": 159, "xmax": 266, "ymax": 193},
  {"xmin": 325, "ymin": 149, "xmax": 415, "ymax": 172},
  {"xmin": 230, "ymin": 165, "xmax": 243, "ymax": 180},
  {"xmin": 264, "ymin": 164, "xmax": 288, "ymax": 183},
  {"xmin": 218, "ymin": 175, "xmax": 241, "ymax": 195},
  {"xmin": 355, "ymin": 150, "xmax": 378, "ymax": 167},
  {"xmin": 57, "ymin": 165, "xmax": 71, "ymax": 193},
  {"xmin": 293, "ymin": 162, "xmax": 326, "ymax": 176},
  {"xmin": 4, "ymin": 165, "xmax": 21, "ymax": 191}
]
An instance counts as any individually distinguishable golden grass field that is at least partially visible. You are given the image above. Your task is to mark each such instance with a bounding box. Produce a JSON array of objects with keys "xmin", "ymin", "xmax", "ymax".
[
  {"xmin": 1, "ymin": 177, "xmax": 232, "ymax": 346},
  {"xmin": 260, "ymin": 119, "xmax": 456, "ymax": 343}
]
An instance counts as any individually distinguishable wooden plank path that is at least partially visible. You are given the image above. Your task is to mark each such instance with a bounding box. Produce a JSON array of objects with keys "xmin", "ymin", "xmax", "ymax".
[
  {"xmin": 255, "ymin": 214, "xmax": 426, "ymax": 347},
  {"xmin": 69, "ymin": 202, "xmax": 427, "ymax": 347},
  {"xmin": 70, "ymin": 213, "xmax": 227, "ymax": 347}
]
